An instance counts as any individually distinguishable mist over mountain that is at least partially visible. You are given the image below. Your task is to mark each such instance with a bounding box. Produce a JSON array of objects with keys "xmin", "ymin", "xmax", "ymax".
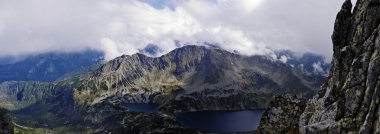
[
  {"xmin": 275, "ymin": 50, "xmax": 331, "ymax": 76},
  {"xmin": 0, "ymin": 43, "xmax": 330, "ymax": 84}
]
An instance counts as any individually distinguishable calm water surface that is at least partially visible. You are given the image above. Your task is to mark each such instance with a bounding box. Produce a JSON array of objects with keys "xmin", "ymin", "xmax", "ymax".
[
  {"xmin": 124, "ymin": 103, "xmax": 159, "ymax": 112},
  {"xmin": 176, "ymin": 110, "xmax": 265, "ymax": 133},
  {"xmin": 123, "ymin": 103, "xmax": 265, "ymax": 132}
]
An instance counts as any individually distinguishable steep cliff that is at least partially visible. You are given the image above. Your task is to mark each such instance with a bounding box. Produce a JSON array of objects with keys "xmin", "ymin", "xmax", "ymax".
[
  {"xmin": 300, "ymin": 0, "xmax": 380, "ymax": 133},
  {"xmin": 260, "ymin": 0, "xmax": 380, "ymax": 133}
]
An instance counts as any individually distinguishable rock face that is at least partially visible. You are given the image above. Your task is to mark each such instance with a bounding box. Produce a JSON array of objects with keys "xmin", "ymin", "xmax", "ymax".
[
  {"xmin": 261, "ymin": 0, "xmax": 380, "ymax": 133},
  {"xmin": 300, "ymin": 0, "xmax": 380, "ymax": 133},
  {"xmin": 0, "ymin": 108, "xmax": 14, "ymax": 134},
  {"xmin": 258, "ymin": 95, "xmax": 306, "ymax": 134}
]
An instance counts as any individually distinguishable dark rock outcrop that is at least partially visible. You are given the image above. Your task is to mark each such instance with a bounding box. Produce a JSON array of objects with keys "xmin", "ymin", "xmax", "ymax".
[
  {"xmin": 94, "ymin": 112, "xmax": 200, "ymax": 134},
  {"xmin": 258, "ymin": 95, "xmax": 306, "ymax": 134},
  {"xmin": 0, "ymin": 108, "xmax": 13, "ymax": 134},
  {"xmin": 260, "ymin": 0, "xmax": 380, "ymax": 133},
  {"xmin": 300, "ymin": 0, "xmax": 380, "ymax": 133}
]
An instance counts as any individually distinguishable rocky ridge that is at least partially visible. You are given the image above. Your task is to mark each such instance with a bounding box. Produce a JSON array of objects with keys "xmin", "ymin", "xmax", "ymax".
[
  {"xmin": 260, "ymin": 0, "xmax": 380, "ymax": 133},
  {"xmin": 74, "ymin": 45, "xmax": 321, "ymax": 111}
]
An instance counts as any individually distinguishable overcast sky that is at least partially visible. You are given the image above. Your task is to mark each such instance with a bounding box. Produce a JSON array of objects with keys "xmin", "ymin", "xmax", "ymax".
[{"xmin": 0, "ymin": 0, "xmax": 352, "ymax": 60}]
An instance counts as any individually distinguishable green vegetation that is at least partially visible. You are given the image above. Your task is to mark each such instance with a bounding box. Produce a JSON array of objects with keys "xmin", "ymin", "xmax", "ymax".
[{"xmin": 14, "ymin": 125, "xmax": 48, "ymax": 134}]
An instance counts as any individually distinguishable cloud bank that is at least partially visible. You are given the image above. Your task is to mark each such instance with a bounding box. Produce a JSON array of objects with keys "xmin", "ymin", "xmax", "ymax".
[{"xmin": 0, "ymin": 0, "xmax": 351, "ymax": 60}]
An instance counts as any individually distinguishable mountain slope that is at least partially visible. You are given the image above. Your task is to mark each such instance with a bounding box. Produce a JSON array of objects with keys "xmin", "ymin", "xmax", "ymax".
[
  {"xmin": 0, "ymin": 108, "xmax": 13, "ymax": 134},
  {"xmin": 74, "ymin": 46, "xmax": 321, "ymax": 110}
]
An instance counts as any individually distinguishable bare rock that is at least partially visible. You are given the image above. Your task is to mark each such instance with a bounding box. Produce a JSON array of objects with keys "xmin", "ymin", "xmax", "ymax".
[{"xmin": 258, "ymin": 95, "xmax": 306, "ymax": 134}]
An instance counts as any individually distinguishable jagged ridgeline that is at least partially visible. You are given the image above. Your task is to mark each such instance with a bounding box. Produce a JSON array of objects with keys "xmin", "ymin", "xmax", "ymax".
[
  {"xmin": 0, "ymin": 45, "xmax": 323, "ymax": 132},
  {"xmin": 259, "ymin": 0, "xmax": 380, "ymax": 133}
]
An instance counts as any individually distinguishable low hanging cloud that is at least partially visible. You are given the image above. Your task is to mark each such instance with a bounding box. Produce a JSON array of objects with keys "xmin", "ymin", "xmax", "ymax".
[{"xmin": 0, "ymin": 0, "xmax": 351, "ymax": 60}]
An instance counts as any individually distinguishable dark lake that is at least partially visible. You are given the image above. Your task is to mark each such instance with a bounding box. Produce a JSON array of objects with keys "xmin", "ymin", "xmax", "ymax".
[
  {"xmin": 123, "ymin": 103, "xmax": 265, "ymax": 132},
  {"xmin": 124, "ymin": 103, "xmax": 159, "ymax": 112},
  {"xmin": 176, "ymin": 109, "xmax": 265, "ymax": 133}
]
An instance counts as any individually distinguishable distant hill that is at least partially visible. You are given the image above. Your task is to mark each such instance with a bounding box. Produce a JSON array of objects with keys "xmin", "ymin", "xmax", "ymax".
[
  {"xmin": 0, "ymin": 50, "xmax": 104, "ymax": 83},
  {"xmin": 275, "ymin": 50, "xmax": 330, "ymax": 76}
]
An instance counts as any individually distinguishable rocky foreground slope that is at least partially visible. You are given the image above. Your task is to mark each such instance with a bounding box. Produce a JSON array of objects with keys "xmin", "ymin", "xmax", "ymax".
[
  {"xmin": 260, "ymin": 0, "xmax": 380, "ymax": 133},
  {"xmin": 0, "ymin": 108, "xmax": 13, "ymax": 134}
]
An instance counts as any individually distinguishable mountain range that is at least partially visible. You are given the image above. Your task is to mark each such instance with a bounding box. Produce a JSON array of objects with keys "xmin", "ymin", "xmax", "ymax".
[
  {"xmin": 0, "ymin": 45, "xmax": 326, "ymax": 133},
  {"xmin": 0, "ymin": 50, "xmax": 103, "ymax": 83}
]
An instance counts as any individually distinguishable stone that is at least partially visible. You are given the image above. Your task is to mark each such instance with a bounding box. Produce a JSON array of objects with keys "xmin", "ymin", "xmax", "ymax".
[{"xmin": 258, "ymin": 95, "xmax": 306, "ymax": 134}]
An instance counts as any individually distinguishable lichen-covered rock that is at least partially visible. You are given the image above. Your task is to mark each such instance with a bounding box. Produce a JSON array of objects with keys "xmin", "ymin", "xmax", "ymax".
[
  {"xmin": 296, "ymin": 0, "xmax": 380, "ymax": 133},
  {"xmin": 0, "ymin": 108, "xmax": 14, "ymax": 134},
  {"xmin": 258, "ymin": 95, "xmax": 306, "ymax": 134}
]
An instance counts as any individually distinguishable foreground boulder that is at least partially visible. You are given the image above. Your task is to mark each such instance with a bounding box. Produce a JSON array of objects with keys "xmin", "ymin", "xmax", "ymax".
[
  {"xmin": 94, "ymin": 112, "xmax": 200, "ymax": 134},
  {"xmin": 258, "ymin": 95, "xmax": 306, "ymax": 134}
]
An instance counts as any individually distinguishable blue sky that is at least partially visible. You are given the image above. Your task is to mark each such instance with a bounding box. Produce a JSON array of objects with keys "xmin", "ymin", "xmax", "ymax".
[{"xmin": 140, "ymin": 0, "xmax": 176, "ymax": 9}]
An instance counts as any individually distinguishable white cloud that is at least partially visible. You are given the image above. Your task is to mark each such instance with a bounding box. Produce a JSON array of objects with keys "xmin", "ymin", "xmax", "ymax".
[
  {"xmin": 312, "ymin": 62, "xmax": 324, "ymax": 74},
  {"xmin": 0, "ymin": 0, "xmax": 349, "ymax": 60},
  {"xmin": 279, "ymin": 55, "xmax": 288, "ymax": 63}
]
